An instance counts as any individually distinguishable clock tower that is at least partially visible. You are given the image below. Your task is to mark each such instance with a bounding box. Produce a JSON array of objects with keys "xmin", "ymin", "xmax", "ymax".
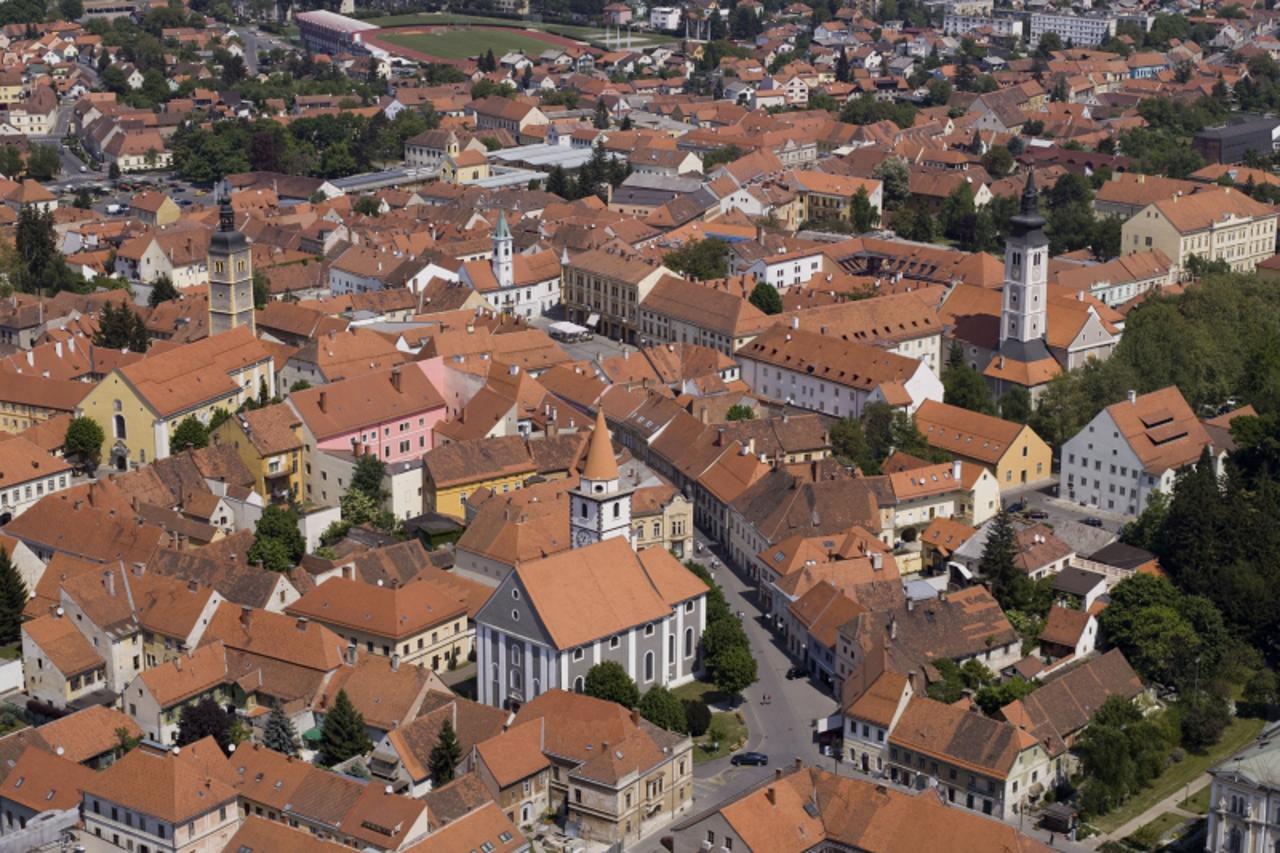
[
  {"xmin": 999, "ymin": 171, "xmax": 1050, "ymax": 361},
  {"xmin": 570, "ymin": 409, "xmax": 634, "ymax": 548}
]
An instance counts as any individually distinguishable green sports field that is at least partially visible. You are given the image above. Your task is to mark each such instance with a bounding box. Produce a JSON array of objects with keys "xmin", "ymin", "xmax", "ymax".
[{"xmin": 376, "ymin": 26, "xmax": 562, "ymax": 60}]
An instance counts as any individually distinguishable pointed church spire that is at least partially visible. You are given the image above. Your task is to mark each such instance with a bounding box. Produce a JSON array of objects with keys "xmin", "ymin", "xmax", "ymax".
[
  {"xmin": 582, "ymin": 409, "xmax": 619, "ymax": 482},
  {"xmin": 1020, "ymin": 169, "xmax": 1039, "ymax": 216},
  {"xmin": 494, "ymin": 211, "xmax": 511, "ymax": 240}
]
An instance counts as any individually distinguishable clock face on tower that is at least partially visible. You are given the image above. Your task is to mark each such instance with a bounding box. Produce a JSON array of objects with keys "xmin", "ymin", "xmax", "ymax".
[{"xmin": 574, "ymin": 528, "xmax": 596, "ymax": 548}]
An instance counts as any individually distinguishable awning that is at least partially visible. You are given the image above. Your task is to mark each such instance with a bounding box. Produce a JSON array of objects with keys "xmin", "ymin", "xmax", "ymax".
[
  {"xmin": 951, "ymin": 562, "xmax": 974, "ymax": 580},
  {"xmin": 586, "ymin": 312, "xmax": 600, "ymax": 327}
]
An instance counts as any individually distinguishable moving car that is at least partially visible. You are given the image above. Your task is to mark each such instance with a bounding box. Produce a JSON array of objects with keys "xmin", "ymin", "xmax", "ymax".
[
  {"xmin": 730, "ymin": 752, "xmax": 768, "ymax": 767},
  {"xmin": 1081, "ymin": 517, "xmax": 1104, "ymax": 528}
]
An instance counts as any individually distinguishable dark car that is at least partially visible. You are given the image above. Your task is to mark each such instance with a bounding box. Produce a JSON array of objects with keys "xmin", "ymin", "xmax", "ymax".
[
  {"xmin": 730, "ymin": 752, "xmax": 769, "ymax": 767},
  {"xmin": 1081, "ymin": 516, "xmax": 1104, "ymax": 528},
  {"xmin": 786, "ymin": 666, "xmax": 807, "ymax": 680},
  {"xmin": 1006, "ymin": 500, "xmax": 1025, "ymax": 514},
  {"xmin": 1025, "ymin": 509, "xmax": 1049, "ymax": 520}
]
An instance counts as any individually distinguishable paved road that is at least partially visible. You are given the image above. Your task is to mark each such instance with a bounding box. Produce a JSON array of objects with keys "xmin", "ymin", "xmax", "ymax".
[{"xmin": 1000, "ymin": 478, "xmax": 1128, "ymax": 537}]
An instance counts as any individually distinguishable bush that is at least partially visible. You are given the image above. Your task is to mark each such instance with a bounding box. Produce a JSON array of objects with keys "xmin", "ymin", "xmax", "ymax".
[{"xmin": 684, "ymin": 699, "xmax": 712, "ymax": 737}]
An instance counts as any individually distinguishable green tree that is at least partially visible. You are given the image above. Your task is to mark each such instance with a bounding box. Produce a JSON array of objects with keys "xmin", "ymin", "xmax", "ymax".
[
  {"xmin": 701, "ymin": 616, "xmax": 748, "ymax": 662},
  {"xmin": 252, "ymin": 269, "xmax": 269, "ymax": 309},
  {"xmin": 24, "ymin": 145, "xmax": 60, "ymax": 181},
  {"xmin": 171, "ymin": 415, "xmax": 209, "ymax": 451},
  {"xmin": 1035, "ymin": 32, "xmax": 1063, "ymax": 58},
  {"xmin": 850, "ymin": 186, "xmax": 879, "ymax": 233},
  {"xmin": 93, "ymin": 302, "xmax": 149, "ymax": 351},
  {"xmin": 262, "ymin": 706, "xmax": 299, "ymax": 756},
  {"xmin": 319, "ymin": 689, "xmax": 372, "ymax": 766},
  {"xmin": 664, "ymin": 238, "xmax": 729, "ymax": 280},
  {"xmin": 1119, "ymin": 490, "xmax": 1169, "ymax": 551},
  {"xmin": 710, "ymin": 644, "xmax": 757, "ymax": 699},
  {"xmin": 942, "ymin": 344, "xmax": 996, "ymax": 414},
  {"xmin": 872, "ymin": 157, "xmax": 910, "ymax": 210},
  {"xmin": 725, "ymin": 404, "xmax": 756, "ymax": 421},
  {"xmin": 0, "ymin": 547, "xmax": 26, "ymax": 645},
  {"xmin": 584, "ymin": 661, "xmax": 640, "ymax": 707},
  {"xmin": 351, "ymin": 453, "xmax": 388, "ymax": 501},
  {"xmin": 830, "ymin": 416, "xmax": 876, "ymax": 473},
  {"xmin": 999, "ymin": 387, "xmax": 1031, "ymax": 424},
  {"xmin": 59, "ymin": 0, "xmax": 84, "ymax": 19},
  {"xmin": 177, "ymin": 697, "xmax": 234, "ymax": 752},
  {"xmin": 353, "ymin": 196, "xmax": 381, "ymax": 216},
  {"xmin": 979, "ymin": 509, "xmax": 1019, "ymax": 606},
  {"xmin": 981, "ymin": 146, "xmax": 1014, "ymax": 178},
  {"xmin": 683, "ymin": 699, "xmax": 711, "ymax": 736},
  {"xmin": 64, "ymin": 415, "xmax": 105, "ymax": 471},
  {"xmin": 428, "ymin": 717, "xmax": 462, "ymax": 786},
  {"xmin": 748, "ymin": 282, "xmax": 783, "ymax": 315},
  {"xmin": 249, "ymin": 504, "xmax": 305, "ymax": 571},
  {"xmin": 1177, "ymin": 692, "xmax": 1230, "ymax": 750},
  {"xmin": 638, "ymin": 686, "xmax": 687, "ymax": 733}
]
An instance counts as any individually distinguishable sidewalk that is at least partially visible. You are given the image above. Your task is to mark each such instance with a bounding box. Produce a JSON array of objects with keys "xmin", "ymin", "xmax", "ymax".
[{"xmin": 1097, "ymin": 772, "xmax": 1210, "ymax": 843}]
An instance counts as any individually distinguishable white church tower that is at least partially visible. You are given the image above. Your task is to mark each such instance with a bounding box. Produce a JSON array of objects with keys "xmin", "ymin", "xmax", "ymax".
[
  {"xmin": 492, "ymin": 211, "xmax": 513, "ymax": 290},
  {"xmin": 570, "ymin": 409, "xmax": 635, "ymax": 549},
  {"xmin": 1000, "ymin": 171, "xmax": 1050, "ymax": 360}
]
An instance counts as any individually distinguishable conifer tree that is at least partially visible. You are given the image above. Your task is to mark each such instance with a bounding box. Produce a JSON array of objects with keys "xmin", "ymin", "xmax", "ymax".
[
  {"xmin": 428, "ymin": 718, "xmax": 461, "ymax": 786},
  {"xmin": 319, "ymin": 689, "xmax": 372, "ymax": 766},
  {"xmin": 262, "ymin": 706, "xmax": 299, "ymax": 756},
  {"xmin": 0, "ymin": 547, "xmax": 25, "ymax": 645}
]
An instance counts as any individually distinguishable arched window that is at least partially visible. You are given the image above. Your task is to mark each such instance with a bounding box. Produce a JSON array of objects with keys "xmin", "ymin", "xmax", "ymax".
[
  {"xmin": 1228, "ymin": 828, "xmax": 1242, "ymax": 853},
  {"xmin": 113, "ymin": 414, "xmax": 126, "ymax": 440},
  {"xmin": 510, "ymin": 644, "xmax": 522, "ymax": 667},
  {"xmin": 685, "ymin": 627, "xmax": 695, "ymax": 658},
  {"xmin": 573, "ymin": 676, "xmax": 585, "ymax": 693},
  {"xmin": 644, "ymin": 650, "xmax": 655, "ymax": 682},
  {"xmin": 510, "ymin": 669, "xmax": 523, "ymax": 690},
  {"xmin": 613, "ymin": 502, "xmax": 621, "ymax": 518},
  {"xmin": 580, "ymin": 502, "xmax": 588, "ymax": 518}
]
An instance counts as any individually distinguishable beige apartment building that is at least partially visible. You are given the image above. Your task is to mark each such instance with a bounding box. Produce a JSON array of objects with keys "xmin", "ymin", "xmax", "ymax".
[
  {"xmin": 1121, "ymin": 187, "xmax": 1278, "ymax": 279},
  {"xmin": 563, "ymin": 249, "xmax": 674, "ymax": 342}
]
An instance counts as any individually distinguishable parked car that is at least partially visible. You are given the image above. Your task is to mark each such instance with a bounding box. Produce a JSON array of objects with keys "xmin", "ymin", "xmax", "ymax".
[
  {"xmin": 730, "ymin": 752, "xmax": 769, "ymax": 767},
  {"xmin": 1081, "ymin": 517, "xmax": 1104, "ymax": 528},
  {"xmin": 1006, "ymin": 500, "xmax": 1025, "ymax": 514},
  {"xmin": 1026, "ymin": 509, "xmax": 1049, "ymax": 520},
  {"xmin": 786, "ymin": 666, "xmax": 807, "ymax": 680}
]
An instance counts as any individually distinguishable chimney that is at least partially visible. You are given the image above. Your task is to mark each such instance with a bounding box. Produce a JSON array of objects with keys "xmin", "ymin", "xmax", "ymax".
[
  {"xmin": 888, "ymin": 614, "xmax": 897, "ymax": 640},
  {"xmin": 391, "ymin": 654, "xmax": 400, "ymax": 672},
  {"xmin": 716, "ymin": 427, "xmax": 726, "ymax": 447},
  {"xmin": 346, "ymin": 643, "xmax": 357, "ymax": 666},
  {"xmin": 906, "ymin": 597, "xmax": 915, "ymax": 612},
  {"xmin": 790, "ymin": 315, "xmax": 799, "ymax": 330},
  {"xmin": 907, "ymin": 670, "xmax": 916, "ymax": 691},
  {"xmin": 390, "ymin": 367, "xmax": 402, "ymax": 393},
  {"xmin": 794, "ymin": 757, "xmax": 803, "ymax": 770},
  {"xmin": 318, "ymin": 391, "xmax": 327, "ymax": 413},
  {"xmin": 871, "ymin": 552, "xmax": 882, "ymax": 571},
  {"xmin": 1127, "ymin": 389, "xmax": 1137, "ymax": 404},
  {"xmin": 239, "ymin": 606, "xmax": 252, "ymax": 628},
  {"xmin": 951, "ymin": 459, "xmax": 962, "ymax": 481},
  {"xmin": 295, "ymin": 616, "xmax": 308, "ymax": 631},
  {"xmin": 103, "ymin": 570, "xmax": 114, "ymax": 597},
  {"xmin": 765, "ymin": 786, "xmax": 777, "ymax": 805},
  {"xmin": 187, "ymin": 579, "xmax": 198, "ymax": 593},
  {"xmin": 630, "ymin": 708, "xmax": 641, "ymax": 727}
]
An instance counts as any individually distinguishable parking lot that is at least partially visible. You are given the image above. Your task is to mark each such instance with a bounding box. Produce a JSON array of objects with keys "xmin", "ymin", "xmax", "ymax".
[
  {"xmin": 1000, "ymin": 478, "xmax": 1129, "ymax": 536},
  {"xmin": 52, "ymin": 173, "xmax": 216, "ymax": 219}
]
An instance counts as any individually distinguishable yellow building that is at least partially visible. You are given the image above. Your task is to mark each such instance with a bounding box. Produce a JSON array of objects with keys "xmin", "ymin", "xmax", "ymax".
[
  {"xmin": 0, "ymin": 372, "xmax": 90, "ymax": 432},
  {"xmin": 442, "ymin": 149, "xmax": 491, "ymax": 185},
  {"xmin": 1121, "ymin": 187, "xmax": 1279, "ymax": 280},
  {"xmin": 630, "ymin": 484, "xmax": 694, "ymax": 559},
  {"xmin": 914, "ymin": 399, "xmax": 1053, "ymax": 492},
  {"xmin": 787, "ymin": 171, "xmax": 884, "ymax": 224},
  {"xmin": 423, "ymin": 433, "xmax": 585, "ymax": 520},
  {"xmin": 76, "ymin": 326, "xmax": 275, "ymax": 470},
  {"xmin": 286, "ymin": 576, "xmax": 474, "ymax": 673},
  {"xmin": 211, "ymin": 403, "xmax": 304, "ymax": 504}
]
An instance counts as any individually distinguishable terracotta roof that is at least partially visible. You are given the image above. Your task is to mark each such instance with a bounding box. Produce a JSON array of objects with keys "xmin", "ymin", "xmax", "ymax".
[
  {"xmin": 0, "ymin": 745, "xmax": 95, "ymax": 813},
  {"xmin": 232, "ymin": 403, "xmax": 303, "ymax": 456},
  {"xmin": 1039, "ymin": 606, "xmax": 1091, "ymax": 648},
  {"xmin": 914, "ymin": 400, "xmax": 1029, "ymax": 465},
  {"xmin": 739, "ymin": 326, "xmax": 923, "ymax": 395},
  {"xmin": 403, "ymin": 801, "xmax": 524, "ymax": 853},
  {"xmin": 387, "ymin": 695, "xmax": 507, "ymax": 784},
  {"xmin": 1148, "ymin": 186, "xmax": 1277, "ymax": 233},
  {"xmin": 421, "ymin": 772, "xmax": 494, "ymax": 828},
  {"xmin": 0, "ymin": 436, "xmax": 71, "ymax": 485},
  {"xmin": 890, "ymin": 695, "xmax": 1028, "ymax": 779},
  {"xmin": 316, "ymin": 655, "xmax": 442, "ymax": 733},
  {"xmin": 286, "ymin": 576, "xmax": 468, "ymax": 640},
  {"xmin": 137, "ymin": 641, "xmax": 229, "ymax": 707},
  {"xmin": 35, "ymin": 705, "xmax": 142, "ymax": 764},
  {"xmin": 1101, "ymin": 386, "xmax": 1213, "ymax": 474},
  {"xmin": 22, "ymin": 612, "xmax": 103, "ymax": 676},
  {"xmin": 224, "ymin": 816, "xmax": 351, "ymax": 853},
  {"xmin": 507, "ymin": 538, "xmax": 706, "ymax": 650},
  {"xmin": 116, "ymin": 326, "xmax": 272, "ymax": 418},
  {"xmin": 582, "ymin": 408, "xmax": 620, "ymax": 481},
  {"xmin": 289, "ymin": 366, "xmax": 444, "ymax": 441},
  {"xmin": 475, "ymin": 719, "xmax": 551, "ymax": 789},
  {"xmin": 82, "ymin": 741, "xmax": 238, "ymax": 823}
]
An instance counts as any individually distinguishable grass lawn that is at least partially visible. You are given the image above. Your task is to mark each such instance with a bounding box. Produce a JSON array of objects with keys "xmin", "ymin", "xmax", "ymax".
[
  {"xmin": 694, "ymin": 711, "xmax": 747, "ymax": 765},
  {"xmin": 377, "ymin": 26, "xmax": 561, "ymax": 60},
  {"xmin": 1126, "ymin": 811, "xmax": 1190, "ymax": 851},
  {"xmin": 0, "ymin": 642, "xmax": 18, "ymax": 661},
  {"xmin": 1180, "ymin": 784, "xmax": 1210, "ymax": 815},
  {"xmin": 672, "ymin": 679, "xmax": 731, "ymax": 707},
  {"xmin": 1094, "ymin": 716, "xmax": 1266, "ymax": 833}
]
